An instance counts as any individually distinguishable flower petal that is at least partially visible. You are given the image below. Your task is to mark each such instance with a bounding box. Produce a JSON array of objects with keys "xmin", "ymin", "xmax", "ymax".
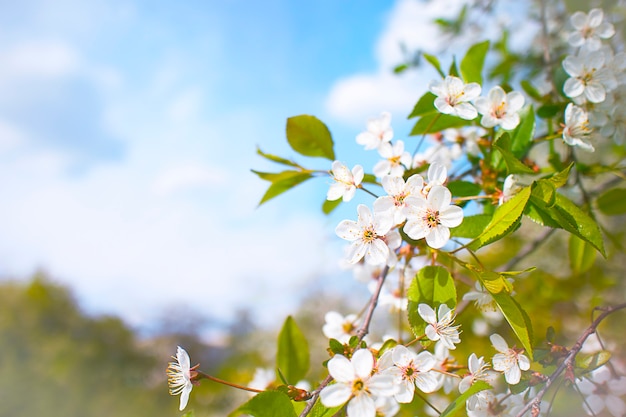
[
  {"xmin": 352, "ymin": 349, "xmax": 374, "ymax": 379},
  {"xmin": 320, "ymin": 383, "xmax": 352, "ymax": 407}
]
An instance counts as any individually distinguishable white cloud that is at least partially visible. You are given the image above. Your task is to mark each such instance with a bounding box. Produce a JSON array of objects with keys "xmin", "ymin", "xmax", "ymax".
[
  {"xmin": 1, "ymin": 39, "xmax": 79, "ymax": 79},
  {"xmin": 325, "ymin": 0, "xmax": 463, "ymax": 126},
  {"xmin": 152, "ymin": 163, "xmax": 226, "ymax": 196}
]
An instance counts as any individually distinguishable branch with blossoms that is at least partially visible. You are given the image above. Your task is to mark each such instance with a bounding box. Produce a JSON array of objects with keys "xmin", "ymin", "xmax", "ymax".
[{"xmin": 165, "ymin": 3, "xmax": 626, "ymax": 417}]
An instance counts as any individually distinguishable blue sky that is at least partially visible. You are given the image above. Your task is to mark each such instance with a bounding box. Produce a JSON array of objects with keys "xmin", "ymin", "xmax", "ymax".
[{"xmin": 0, "ymin": 0, "xmax": 533, "ymax": 331}]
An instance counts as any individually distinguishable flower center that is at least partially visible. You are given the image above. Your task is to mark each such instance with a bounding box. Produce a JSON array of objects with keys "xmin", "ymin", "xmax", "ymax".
[
  {"xmin": 362, "ymin": 227, "xmax": 377, "ymax": 243},
  {"xmin": 493, "ymin": 101, "xmax": 507, "ymax": 118},
  {"xmin": 351, "ymin": 378, "xmax": 368, "ymax": 394},
  {"xmin": 425, "ymin": 209, "xmax": 440, "ymax": 229}
]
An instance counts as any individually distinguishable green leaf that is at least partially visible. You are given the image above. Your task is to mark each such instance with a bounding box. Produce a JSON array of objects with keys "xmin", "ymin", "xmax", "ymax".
[
  {"xmin": 256, "ymin": 147, "xmax": 301, "ymax": 168},
  {"xmin": 552, "ymin": 194, "xmax": 606, "ymax": 256},
  {"xmin": 407, "ymin": 266, "xmax": 457, "ymax": 337},
  {"xmin": 450, "ymin": 214, "xmax": 492, "ymax": 239},
  {"xmin": 460, "ymin": 40, "xmax": 489, "ymax": 85},
  {"xmin": 322, "ymin": 198, "xmax": 341, "ymax": 215},
  {"xmin": 597, "ymin": 188, "xmax": 626, "ymax": 215},
  {"xmin": 410, "ymin": 113, "xmax": 470, "ymax": 135},
  {"xmin": 277, "ymin": 316, "xmax": 310, "ymax": 384},
  {"xmin": 423, "ymin": 53, "xmax": 446, "ymax": 78},
  {"xmin": 575, "ymin": 350, "xmax": 611, "ymax": 373},
  {"xmin": 468, "ymin": 186, "xmax": 531, "ymax": 250},
  {"xmin": 492, "ymin": 292, "xmax": 534, "ymax": 359},
  {"xmin": 509, "ymin": 105, "xmax": 535, "ymax": 157},
  {"xmin": 478, "ymin": 271, "xmax": 513, "ymax": 294},
  {"xmin": 569, "ymin": 234, "xmax": 596, "ymax": 275},
  {"xmin": 530, "ymin": 179, "xmax": 556, "ymax": 208},
  {"xmin": 181, "ymin": 411, "xmax": 195, "ymax": 417},
  {"xmin": 524, "ymin": 201, "xmax": 561, "ymax": 228},
  {"xmin": 520, "ymin": 80, "xmax": 543, "ymax": 100},
  {"xmin": 493, "ymin": 142, "xmax": 536, "ymax": 175},
  {"xmin": 252, "ymin": 170, "xmax": 313, "ymax": 205},
  {"xmin": 447, "ymin": 180, "xmax": 482, "ymax": 197},
  {"xmin": 408, "ymin": 92, "xmax": 437, "ymax": 118},
  {"xmin": 286, "ymin": 115, "xmax": 335, "ymax": 160},
  {"xmin": 440, "ymin": 381, "xmax": 491, "ymax": 417},
  {"xmin": 229, "ymin": 391, "xmax": 297, "ymax": 417},
  {"xmin": 393, "ymin": 64, "xmax": 409, "ymax": 74},
  {"xmin": 547, "ymin": 162, "xmax": 573, "ymax": 188},
  {"xmin": 449, "ymin": 57, "xmax": 460, "ymax": 78},
  {"xmin": 537, "ymin": 103, "xmax": 562, "ymax": 119}
]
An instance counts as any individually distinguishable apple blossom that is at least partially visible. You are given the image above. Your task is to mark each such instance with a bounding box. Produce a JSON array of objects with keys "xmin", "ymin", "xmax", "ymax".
[{"xmin": 562, "ymin": 103, "xmax": 595, "ymax": 151}]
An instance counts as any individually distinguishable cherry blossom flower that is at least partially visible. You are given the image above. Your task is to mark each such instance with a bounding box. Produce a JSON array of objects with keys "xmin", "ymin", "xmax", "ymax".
[
  {"xmin": 577, "ymin": 366, "xmax": 626, "ymax": 417},
  {"xmin": 403, "ymin": 185, "xmax": 464, "ymax": 249},
  {"xmin": 429, "ymin": 75, "xmax": 481, "ymax": 120},
  {"xmin": 356, "ymin": 111, "xmax": 393, "ymax": 150},
  {"xmin": 475, "ymin": 86, "xmax": 525, "ymax": 130},
  {"xmin": 167, "ymin": 346, "xmax": 196, "ymax": 411},
  {"xmin": 432, "ymin": 342, "xmax": 458, "ymax": 394},
  {"xmin": 463, "ymin": 281, "xmax": 497, "ymax": 311},
  {"xmin": 380, "ymin": 345, "xmax": 439, "ymax": 403},
  {"xmin": 443, "ymin": 127, "xmax": 485, "ymax": 156},
  {"xmin": 373, "ymin": 140, "xmax": 412, "ymax": 178},
  {"xmin": 563, "ymin": 50, "xmax": 616, "ymax": 103},
  {"xmin": 327, "ymin": 161, "xmax": 364, "ymax": 202},
  {"xmin": 336, "ymin": 204, "xmax": 394, "ymax": 265},
  {"xmin": 323, "ymin": 311, "xmax": 360, "ymax": 344},
  {"xmin": 568, "ymin": 8, "xmax": 615, "ymax": 51},
  {"xmin": 320, "ymin": 349, "xmax": 397, "ymax": 417},
  {"xmin": 498, "ymin": 174, "xmax": 522, "ymax": 206},
  {"xmin": 563, "ymin": 103, "xmax": 595, "ymax": 151},
  {"xmin": 412, "ymin": 142, "xmax": 462, "ymax": 170},
  {"xmin": 490, "ymin": 333, "xmax": 530, "ymax": 385},
  {"xmin": 459, "ymin": 353, "xmax": 495, "ymax": 393},
  {"xmin": 374, "ymin": 174, "xmax": 424, "ymax": 225},
  {"xmin": 418, "ymin": 303, "xmax": 461, "ymax": 349}
]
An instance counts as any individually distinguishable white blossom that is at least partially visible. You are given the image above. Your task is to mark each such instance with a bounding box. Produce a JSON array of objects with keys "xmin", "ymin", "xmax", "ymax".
[
  {"xmin": 356, "ymin": 111, "xmax": 394, "ymax": 150},
  {"xmin": 320, "ymin": 349, "xmax": 398, "ymax": 417},
  {"xmin": 336, "ymin": 204, "xmax": 394, "ymax": 265},
  {"xmin": 327, "ymin": 161, "xmax": 364, "ymax": 202},
  {"xmin": 374, "ymin": 174, "xmax": 424, "ymax": 225},
  {"xmin": 568, "ymin": 8, "xmax": 615, "ymax": 51},
  {"xmin": 373, "ymin": 140, "xmax": 412, "ymax": 178},
  {"xmin": 563, "ymin": 50, "xmax": 616, "ymax": 103},
  {"xmin": 475, "ymin": 86, "xmax": 525, "ymax": 130},
  {"xmin": 167, "ymin": 346, "xmax": 195, "ymax": 411},
  {"xmin": 578, "ymin": 366, "xmax": 626, "ymax": 417},
  {"xmin": 562, "ymin": 103, "xmax": 595, "ymax": 151},
  {"xmin": 463, "ymin": 281, "xmax": 497, "ymax": 311},
  {"xmin": 418, "ymin": 303, "xmax": 461, "ymax": 349},
  {"xmin": 499, "ymin": 174, "xmax": 522, "ymax": 206},
  {"xmin": 429, "ymin": 75, "xmax": 481, "ymax": 120},
  {"xmin": 403, "ymin": 185, "xmax": 464, "ymax": 249},
  {"xmin": 323, "ymin": 311, "xmax": 360, "ymax": 344},
  {"xmin": 380, "ymin": 345, "xmax": 439, "ymax": 403},
  {"xmin": 490, "ymin": 334, "xmax": 530, "ymax": 385},
  {"xmin": 459, "ymin": 353, "xmax": 495, "ymax": 393}
]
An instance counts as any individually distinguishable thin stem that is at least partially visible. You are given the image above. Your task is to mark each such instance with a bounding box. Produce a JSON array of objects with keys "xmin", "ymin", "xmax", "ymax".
[
  {"xmin": 503, "ymin": 228, "xmax": 555, "ymax": 271},
  {"xmin": 514, "ymin": 302, "xmax": 626, "ymax": 417},
  {"xmin": 359, "ymin": 185, "xmax": 380, "ymax": 199},
  {"xmin": 415, "ymin": 391, "xmax": 442, "ymax": 415},
  {"xmin": 197, "ymin": 372, "xmax": 264, "ymax": 394}
]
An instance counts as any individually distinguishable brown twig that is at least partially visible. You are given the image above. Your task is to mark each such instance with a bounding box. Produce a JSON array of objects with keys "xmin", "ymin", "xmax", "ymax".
[
  {"xmin": 298, "ymin": 266, "xmax": 390, "ymax": 417},
  {"xmin": 514, "ymin": 302, "xmax": 626, "ymax": 417}
]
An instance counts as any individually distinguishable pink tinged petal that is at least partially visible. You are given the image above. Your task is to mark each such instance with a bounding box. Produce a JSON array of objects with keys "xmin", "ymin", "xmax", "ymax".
[
  {"xmin": 585, "ymin": 394, "xmax": 606, "ymax": 415},
  {"xmin": 588, "ymin": 8, "xmax": 603, "ymax": 28},
  {"xmin": 352, "ymin": 165, "xmax": 364, "ymax": 185},
  {"xmin": 454, "ymin": 102, "xmax": 478, "ymax": 120},
  {"xmin": 347, "ymin": 393, "xmax": 376, "ymax": 417},
  {"xmin": 365, "ymin": 239, "xmax": 389, "ymax": 265},
  {"xmin": 570, "ymin": 11, "xmax": 588, "ymax": 30},
  {"xmin": 425, "ymin": 324, "xmax": 440, "ymax": 341},
  {"xmin": 505, "ymin": 364, "xmax": 521, "ymax": 385},
  {"xmin": 320, "ymin": 383, "xmax": 352, "ymax": 407},
  {"xmin": 563, "ymin": 56, "xmax": 583, "ymax": 76},
  {"xmin": 564, "ymin": 78, "xmax": 585, "ymax": 98},
  {"xmin": 368, "ymin": 374, "xmax": 398, "ymax": 397},
  {"xmin": 490, "ymin": 334, "xmax": 509, "ymax": 353},
  {"xmin": 336, "ymin": 220, "xmax": 361, "ymax": 241},
  {"xmin": 428, "ymin": 162, "xmax": 447, "ymax": 185},
  {"xmin": 426, "ymin": 225, "xmax": 450, "ymax": 249},
  {"xmin": 500, "ymin": 113, "xmax": 521, "ymax": 130},
  {"xmin": 414, "ymin": 372, "xmax": 440, "ymax": 393},
  {"xmin": 418, "ymin": 304, "xmax": 437, "ymax": 323},
  {"xmin": 352, "ymin": 349, "xmax": 375, "ymax": 379},
  {"xmin": 428, "ymin": 185, "xmax": 452, "ymax": 210},
  {"xmin": 434, "ymin": 97, "xmax": 454, "ymax": 115},
  {"xmin": 585, "ymin": 82, "xmax": 606, "ymax": 103},
  {"xmin": 517, "ymin": 354, "xmax": 530, "ymax": 371},
  {"xmin": 606, "ymin": 396, "xmax": 626, "ymax": 417},
  {"xmin": 328, "ymin": 355, "xmax": 356, "ymax": 383},
  {"xmin": 507, "ymin": 91, "xmax": 525, "ymax": 112},
  {"xmin": 179, "ymin": 386, "xmax": 191, "ymax": 410},
  {"xmin": 463, "ymin": 83, "xmax": 482, "ymax": 100},
  {"xmin": 395, "ymin": 380, "xmax": 415, "ymax": 403},
  {"xmin": 439, "ymin": 205, "xmax": 464, "ymax": 228}
]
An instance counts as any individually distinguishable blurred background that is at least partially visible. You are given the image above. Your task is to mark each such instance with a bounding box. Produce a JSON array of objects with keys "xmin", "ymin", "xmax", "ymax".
[{"xmin": 1, "ymin": 0, "xmax": 624, "ymax": 416}]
